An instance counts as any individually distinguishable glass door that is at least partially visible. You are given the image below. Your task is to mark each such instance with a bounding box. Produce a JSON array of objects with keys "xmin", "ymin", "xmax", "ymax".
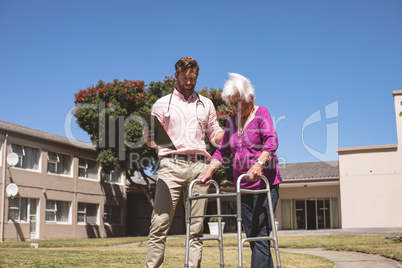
[
  {"xmin": 292, "ymin": 199, "xmax": 306, "ymax": 229},
  {"xmin": 317, "ymin": 198, "xmax": 331, "ymax": 229},
  {"xmin": 306, "ymin": 198, "xmax": 317, "ymax": 230},
  {"xmin": 29, "ymin": 199, "xmax": 38, "ymax": 239}
]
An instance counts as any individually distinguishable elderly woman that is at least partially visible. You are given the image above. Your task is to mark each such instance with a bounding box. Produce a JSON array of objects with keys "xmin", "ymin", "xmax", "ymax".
[{"xmin": 199, "ymin": 73, "xmax": 282, "ymax": 268}]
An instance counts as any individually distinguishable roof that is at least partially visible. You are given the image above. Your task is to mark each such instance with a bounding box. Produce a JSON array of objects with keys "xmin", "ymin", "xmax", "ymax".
[
  {"xmin": 280, "ymin": 161, "xmax": 339, "ymax": 182},
  {"xmin": 0, "ymin": 120, "xmax": 95, "ymax": 150}
]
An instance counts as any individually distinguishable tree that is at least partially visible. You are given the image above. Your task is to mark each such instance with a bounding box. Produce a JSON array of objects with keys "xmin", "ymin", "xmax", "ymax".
[{"xmin": 73, "ymin": 77, "xmax": 233, "ymax": 208}]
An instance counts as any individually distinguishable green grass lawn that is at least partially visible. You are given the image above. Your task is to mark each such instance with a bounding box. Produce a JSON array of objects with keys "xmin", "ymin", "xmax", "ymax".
[
  {"xmin": 0, "ymin": 234, "xmax": 401, "ymax": 267},
  {"xmin": 0, "ymin": 244, "xmax": 331, "ymax": 267}
]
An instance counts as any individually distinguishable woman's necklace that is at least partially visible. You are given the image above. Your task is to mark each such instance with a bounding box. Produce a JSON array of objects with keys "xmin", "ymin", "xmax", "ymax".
[{"xmin": 237, "ymin": 106, "xmax": 255, "ymax": 138}]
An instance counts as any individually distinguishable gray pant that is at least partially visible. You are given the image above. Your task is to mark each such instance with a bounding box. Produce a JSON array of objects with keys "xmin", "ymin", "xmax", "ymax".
[{"xmin": 145, "ymin": 158, "xmax": 209, "ymax": 268}]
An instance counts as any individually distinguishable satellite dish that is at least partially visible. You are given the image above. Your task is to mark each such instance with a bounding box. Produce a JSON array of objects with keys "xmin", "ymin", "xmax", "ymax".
[
  {"xmin": 6, "ymin": 183, "xmax": 19, "ymax": 198},
  {"xmin": 6, "ymin": 153, "xmax": 19, "ymax": 167}
]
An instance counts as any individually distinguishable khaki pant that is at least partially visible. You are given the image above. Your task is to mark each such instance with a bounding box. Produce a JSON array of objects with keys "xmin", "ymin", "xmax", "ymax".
[{"xmin": 145, "ymin": 158, "xmax": 209, "ymax": 268}]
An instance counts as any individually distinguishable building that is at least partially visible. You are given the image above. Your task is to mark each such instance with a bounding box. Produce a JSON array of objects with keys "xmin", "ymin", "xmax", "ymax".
[
  {"xmin": 336, "ymin": 90, "xmax": 402, "ymax": 229},
  {"xmin": 277, "ymin": 90, "xmax": 402, "ymax": 231},
  {"xmin": 0, "ymin": 121, "xmax": 126, "ymax": 242}
]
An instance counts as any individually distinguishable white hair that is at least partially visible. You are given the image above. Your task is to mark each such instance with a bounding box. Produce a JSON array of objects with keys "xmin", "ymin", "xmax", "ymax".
[{"xmin": 222, "ymin": 73, "xmax": 255, "ymax": 104}]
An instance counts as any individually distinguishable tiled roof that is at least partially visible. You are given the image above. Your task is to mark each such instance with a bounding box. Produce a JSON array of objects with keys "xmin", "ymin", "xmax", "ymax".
[
  {"xmin": 0, "ymin": 120, "xmax": 95, "ymax": 150},
  {"xmin": 280, "ymin": 161, "xmax": 339, "ymax": 182}
]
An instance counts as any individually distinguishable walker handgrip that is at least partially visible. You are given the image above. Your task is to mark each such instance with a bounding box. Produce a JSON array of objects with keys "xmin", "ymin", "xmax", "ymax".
[{"xmin": 236, "ymin": 174, "xmax": 270, "ymax": 191}]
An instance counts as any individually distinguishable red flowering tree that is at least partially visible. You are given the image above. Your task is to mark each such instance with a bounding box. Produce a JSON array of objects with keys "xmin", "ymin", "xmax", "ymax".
[{"xmin": 74, "ymin": 79, "xmax": 160, "ymax": 205}]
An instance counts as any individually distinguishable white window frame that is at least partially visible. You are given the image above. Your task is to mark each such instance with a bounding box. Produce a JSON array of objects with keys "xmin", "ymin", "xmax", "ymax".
[
  {"xmin": 104, "ymin": 205, "xmax": 122, "ymax": 225},
  {"xmin": 78, "ymin": 158, "xmax": 99, "ymax": 181},
  {"xmin": 77, "ymin": 203, "xmax": 99, "ymax": 225},
  {"xmin": 47, "ymin": 152, "xmax": 59, "ymax": 174},
  {"xmin": 45, "ymin": 200, "xmax": 71, "ymax": 223},
  {"xmin": 8, "ymin": 198, "xmax": 38, "ymax": 223},
  {"xmin": 11, "ymin": 144, "xmax": 41, "ymax": 171},
  {"xmin": 104, "ymin": 165, "xmax": 123, "ymax": 184},
  {"xmin": 0, "ymin": 141, "xmax": 3, "ymax": 167},
  {"xmin": 47, "ymin": 152, "xmax": 73, "ymax": 176}
]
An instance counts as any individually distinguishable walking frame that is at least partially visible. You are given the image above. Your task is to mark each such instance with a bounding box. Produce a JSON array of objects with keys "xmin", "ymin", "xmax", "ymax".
[{"xmin": 184, "ymin": 174, "xmax": 282, "ymax": 268}]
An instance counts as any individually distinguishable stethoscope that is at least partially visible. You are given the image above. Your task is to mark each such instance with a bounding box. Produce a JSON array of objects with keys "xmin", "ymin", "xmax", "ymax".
[{"xmin": 165, "ymin": 91, "xmax": 206, "ymax": 123}]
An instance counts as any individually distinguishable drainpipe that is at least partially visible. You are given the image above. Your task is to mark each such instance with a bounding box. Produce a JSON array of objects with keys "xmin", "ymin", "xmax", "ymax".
[
  {"xmin": 0, "ymin": 133, "xmax": 8, "ymax": 242},
  {"xmin": 73, "ymin": 157, "xmax": 77, "ymax": 239}
]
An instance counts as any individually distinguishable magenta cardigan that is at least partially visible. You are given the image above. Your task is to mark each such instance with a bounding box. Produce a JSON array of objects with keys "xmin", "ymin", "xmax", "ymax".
[{"xmin": 212, "ymin": 106, "xmax": 282, "ymax": 190}]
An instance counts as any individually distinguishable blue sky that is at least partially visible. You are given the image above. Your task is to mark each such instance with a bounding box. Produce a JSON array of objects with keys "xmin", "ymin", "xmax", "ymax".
[{"xmin": 1, "ymin": 0, "xmax": 401, "ymax": 164}]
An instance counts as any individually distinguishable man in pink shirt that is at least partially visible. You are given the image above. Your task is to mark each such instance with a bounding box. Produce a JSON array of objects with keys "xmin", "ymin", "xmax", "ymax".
[{"xmin": 143, "ymin": 56, "xmax": 224, "ymax": 268}]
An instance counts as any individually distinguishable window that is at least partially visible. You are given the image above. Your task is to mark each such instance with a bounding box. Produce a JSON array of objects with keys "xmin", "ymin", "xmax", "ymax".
[
  {"xmin": 8, "ymin": 198, "xmax": 28, "ymax": 222},
  {"xmin": 11, "ymin": 144, "xmax": 40, "ymax": 170},
  {"xmin": 104, "ymin": 165, "xmax": 123, "ymax": 184},
  {"xmin": 45, "ymin": 200, "xmax": 70, "ymax": 223},
  {"xmin": 47, "ymin": 152, "xmax": 72, "ymax": 176},
  {"xmin": 8, "ymin": 198, "xmax": 38, "ymax": 222},
  {"xmin": 331, "ymin": 198, "xmax": 340, "ymax": 228},
  {"xmin": 78, "ymin": 203, "xmax": 98, "ymax": 224},
  {"xmin": 104, "ymin": 205, "xmax": 122, "ymax": 225},
  {"xmin": 78, "ymin": 158, "xmax": 98, "ymax": 180},
  {"xmin": 281, "ymin": 199, "xmax": 291, "ymax": 230}
]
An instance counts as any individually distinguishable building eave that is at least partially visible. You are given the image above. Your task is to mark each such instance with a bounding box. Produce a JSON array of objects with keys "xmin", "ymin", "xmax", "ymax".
[
  {"xmin": 0, "ymin": 120, "xmax": 95, "ymax": 151},
  {"xmin": 282, "ymin": 177, "xmax": 339, "ymax": 183},
  {"xmin": 392, "ymin": 90, "xmax": 402, "ymax": 96},
  {"xmin": 336, "ymin": 144, "xmax": 397, "ymax": 154},
  {"xmin": 280, "ymin": 180, "xmax": 340, "ymax": 188}
]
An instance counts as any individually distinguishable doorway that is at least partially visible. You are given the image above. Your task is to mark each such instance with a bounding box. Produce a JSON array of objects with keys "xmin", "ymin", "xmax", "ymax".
[{"xmin": 29, "ymin": 199, "xmax": 38, "ymax": 239}]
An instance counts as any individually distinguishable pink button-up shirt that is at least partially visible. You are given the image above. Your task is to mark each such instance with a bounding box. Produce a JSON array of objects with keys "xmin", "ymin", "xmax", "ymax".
[{"xmin": 152, "ymin": 89, "xmax": 224, "ymax": 159}]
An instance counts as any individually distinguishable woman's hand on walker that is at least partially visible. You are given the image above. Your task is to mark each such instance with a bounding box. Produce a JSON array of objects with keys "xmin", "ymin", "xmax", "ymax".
[
  {"xmin": 198, "ymin": 171, "xmax": 213, "ymax": 186},
  {"xmin": 247, "ymin": 163, "xmax": 263, "ymax": 181}
]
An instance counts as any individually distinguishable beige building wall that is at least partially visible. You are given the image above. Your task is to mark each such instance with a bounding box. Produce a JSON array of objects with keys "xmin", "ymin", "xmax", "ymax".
[
  {"xmin": 337, "ymin": 90, "xmax": 402, "ymax": 228},
  {"xmin": 0, "ymin": 125, "xmax": 127, "ymax": 241}
]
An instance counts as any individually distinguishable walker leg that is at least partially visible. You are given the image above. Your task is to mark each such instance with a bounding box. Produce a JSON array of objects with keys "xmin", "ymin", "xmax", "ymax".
[
  {"xmin": 184, "ymin": 198, "xmax": 192, "ymax": 267},
  {"xmin": 266, "ymin": 184, "xmax": 282, "ymax": 268},
  {"xmin": 216, "ymin": 195, "xmax": 225, "ymax": 267},
  {"xmin": 236, "ymin": 191, "xmax": 243, "ymax": 268}
]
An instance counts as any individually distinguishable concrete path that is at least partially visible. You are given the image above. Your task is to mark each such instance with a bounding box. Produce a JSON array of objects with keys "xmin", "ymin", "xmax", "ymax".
[{"xmin": 281, "ymin": 248, "xmax": 402, "ymax": 268}]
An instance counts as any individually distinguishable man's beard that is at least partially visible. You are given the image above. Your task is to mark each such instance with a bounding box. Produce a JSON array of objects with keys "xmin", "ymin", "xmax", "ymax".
[{"xmin": 176, "ymin": 80, "xmax": 195, "ymax": 92}]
